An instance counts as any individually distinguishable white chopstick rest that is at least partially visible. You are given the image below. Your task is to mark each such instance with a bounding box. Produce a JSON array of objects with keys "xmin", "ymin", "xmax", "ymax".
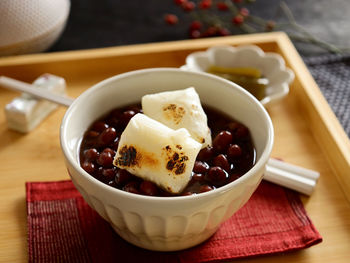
[
  {"xmin": 3, "ymin": 74, "xmax": 67, "ymax": 133},
  {"xmin": 267, "ymin": 158, "xmax": 320, "ymax": 181},
  {"xmin": 264, "ymin": 158, "xmax": 320, "ymax": 195}
]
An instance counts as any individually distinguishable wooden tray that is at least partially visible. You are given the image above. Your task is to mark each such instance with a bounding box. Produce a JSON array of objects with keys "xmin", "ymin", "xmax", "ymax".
[{"xmin": 1, "ymin": 32, "xmax": 350, "ymax": 262}]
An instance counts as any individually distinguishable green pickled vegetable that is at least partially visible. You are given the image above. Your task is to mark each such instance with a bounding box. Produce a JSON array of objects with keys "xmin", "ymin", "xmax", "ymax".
[
  {"xmin": 207, "ymin": 66, "xmax": 268, "ymax": 101},
  {"xmin": 208, "ymin": 65, "xmax": 262, "ymax": 78}
]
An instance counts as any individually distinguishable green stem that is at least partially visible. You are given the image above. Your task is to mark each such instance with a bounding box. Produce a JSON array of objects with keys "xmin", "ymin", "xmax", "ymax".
[
  {"xmin": 240, "ymin": 23, "xmax": 258, "ymax": 33},
  {"xmin": 246, "ymin": 14, "xmax": 267, "ymax": 26},
  {"xmin": 289, "ymin": 34, "xmax": 342, "ymax": 53},
  {"xmin": 279, "ymin": 1, "xmax": 342, "ymax": 53},
  {"xmin": 224, "ymin": 0, "xmax": 239, "ymax": 15},
  {"xmin": 279, "ymin": 1, "xmax": 296, "ymax": 23}
]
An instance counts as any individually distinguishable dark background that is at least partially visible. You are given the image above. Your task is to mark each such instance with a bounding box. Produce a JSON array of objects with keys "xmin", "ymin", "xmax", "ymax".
[
  {"xmin": 49, "ymin": 0, "xmax": 350, "ymax": 57},
  {"xmin": 47, "ymin": 0, "xmax": 350, "ymax": 136}
]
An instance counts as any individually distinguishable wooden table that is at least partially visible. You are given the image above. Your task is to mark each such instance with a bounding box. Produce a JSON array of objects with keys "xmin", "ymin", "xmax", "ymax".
[{"xmin": 1, "ymin": 32, "xmax": 350, "ymax": 262}]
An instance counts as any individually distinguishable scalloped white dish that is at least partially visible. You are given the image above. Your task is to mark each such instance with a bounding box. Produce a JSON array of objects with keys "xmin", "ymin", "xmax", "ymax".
[{"xmin": 181, "ymin": 45, "xmax": 295, "ymax": 106}]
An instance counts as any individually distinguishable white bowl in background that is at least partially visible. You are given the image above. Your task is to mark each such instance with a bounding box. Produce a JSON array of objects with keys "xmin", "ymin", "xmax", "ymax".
[
  {"xmin": 60, "ymin": 68, "xmax": 274, "ymax": 251},
  {"xmin": 181, "ymin": 45, "xmax": 295, "ymax": 106},
  {"xmin": 0, "ymin": 0, "xmax": 70, "ymax": 56}
]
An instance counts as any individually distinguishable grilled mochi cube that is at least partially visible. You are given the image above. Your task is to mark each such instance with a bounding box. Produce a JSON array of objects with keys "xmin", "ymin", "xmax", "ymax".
[
  {"xmin": 141, "ymin": 87, "xmax": 212, "ymax": 149},
  {"xmin": 113, "ymin": 113, "xmax": 202, "ymax": 194}
]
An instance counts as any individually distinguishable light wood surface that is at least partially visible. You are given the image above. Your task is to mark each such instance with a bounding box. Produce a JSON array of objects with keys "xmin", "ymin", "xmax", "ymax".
[{"xmin": 0, "ymin": 32, "xmax": 349, "ymax": 262}]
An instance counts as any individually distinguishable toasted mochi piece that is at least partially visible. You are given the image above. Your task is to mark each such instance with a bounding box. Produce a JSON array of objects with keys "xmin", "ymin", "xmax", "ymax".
[
  {"xmin": 141, "ymin": 87, "xmax": 212, "ymax": 148},
  {"xmin": 113, "ymin": 113, "xmax": 201, "ymax": 194}
]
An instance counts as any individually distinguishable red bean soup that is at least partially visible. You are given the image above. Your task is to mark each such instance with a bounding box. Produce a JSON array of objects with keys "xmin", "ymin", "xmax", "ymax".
[{"xmin": 79, "ymin": 104, "xmax": 256, "ymax": 197}]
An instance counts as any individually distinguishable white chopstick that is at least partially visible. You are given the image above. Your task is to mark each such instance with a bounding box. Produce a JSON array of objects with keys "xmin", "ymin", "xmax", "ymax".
[
  {"xmin": 265, "ymin": 159, "xmax": 320, "ymax": 195},
  {"xmin": 0, "ymin": 76, "xmax": 74, "ymax": 107}
]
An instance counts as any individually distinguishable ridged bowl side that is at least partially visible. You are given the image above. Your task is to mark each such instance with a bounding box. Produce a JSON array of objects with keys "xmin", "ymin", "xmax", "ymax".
[{"xmin": 67, "ymin": 161, "xmax": 265, "ymax": 251}]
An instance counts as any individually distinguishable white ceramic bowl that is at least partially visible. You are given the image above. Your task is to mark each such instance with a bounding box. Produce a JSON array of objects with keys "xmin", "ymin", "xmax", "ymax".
[
  {"xmin": 181, "ymin": 45, "xmax": 295, "ymax": 106},
  {"xmin": 60, "ymin": 68, "xmax": 274, "ymax": 251}
]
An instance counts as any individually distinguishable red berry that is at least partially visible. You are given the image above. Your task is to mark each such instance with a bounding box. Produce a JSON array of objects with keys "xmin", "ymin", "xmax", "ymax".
[
  {"xmin": 232, "ymin": 15, "xmax": 244, "ymax": 25},
  {"xmin": 182, "ymin": 1, "xmax": 196, "ymax": 12},
  {"xmin": 217, "ymin": 2, "xmax": 228, "ymax": 11},
  {"xmin": 233, "ymin": 0, "xmax": 242, "ymax": 3},
  {"xmin": 240, "ymin": 7, "xmax": 249, "ymax": 17},
  {"xmin": 190, "ymin": 20, "xmax": 202, "ymax": 31},
  {"xmin": 266, "ymin": 20, "xmax": 276, "ymax": 31},
  {"xmin": 199, "ymin": 0, "xmax": 212, "ymax": 9},
  {"xmin": 218, "ymin": 28, "xmax": 230, "ymax": 36},
  {"xmin": 164, "ymin": 14, "xmax": 178, "ymax": 25},
  {"xmin": 174, "ymin": 0, "xmax": 187, "ymax": 5},
  {"xmin": 190, "ymin": 29, "xmax": 201, "ymax": 39},
  {"xmin": 202, "ymin": 26, "xmax": 218, "ymax": 37}
]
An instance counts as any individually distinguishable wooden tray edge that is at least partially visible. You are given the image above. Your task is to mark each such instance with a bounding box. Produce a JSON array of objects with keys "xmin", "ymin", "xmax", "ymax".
[
  {"xmin": 275, "ymin": 34, "xmax": 350, "ymax": 202},
  {"xmin": 0, "ymin": 32, "xmax": 283, "ymax": 66}
]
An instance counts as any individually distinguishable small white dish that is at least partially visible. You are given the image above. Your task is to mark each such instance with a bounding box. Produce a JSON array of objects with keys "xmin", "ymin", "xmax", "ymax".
[{"xmin": 181, "ymin": 45, "xmax": 295, "ymax": 106}]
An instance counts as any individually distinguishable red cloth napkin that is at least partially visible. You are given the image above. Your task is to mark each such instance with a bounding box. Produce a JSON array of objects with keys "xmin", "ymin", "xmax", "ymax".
[{"xmin": 26, "ymin": 180, "xmax": 322, "ymax": 263}]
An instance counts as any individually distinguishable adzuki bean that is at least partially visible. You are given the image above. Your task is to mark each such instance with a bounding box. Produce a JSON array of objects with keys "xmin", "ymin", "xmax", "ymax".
[
  {"xmin": 212, "ymin": 131, "xmax": 233, "ymax": 153},
  {"xmin": 213, "ymin": 154, "xmax": 230, "ymax": 172},
  {"xmin": 80, "ymin": 104, "xmax": 256, "ymax": 197}
]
